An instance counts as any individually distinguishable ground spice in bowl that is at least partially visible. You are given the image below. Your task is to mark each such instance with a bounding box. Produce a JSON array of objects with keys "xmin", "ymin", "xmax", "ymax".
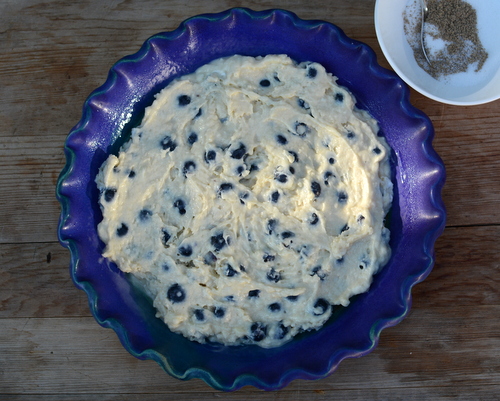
[{"xmin": 403, "ymin": 0, "xmax": 488, "ymax": 80}]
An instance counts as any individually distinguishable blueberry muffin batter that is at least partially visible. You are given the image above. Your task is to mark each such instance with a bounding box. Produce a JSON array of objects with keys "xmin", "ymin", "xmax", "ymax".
[{"xmin": 96, "ymin": 55, "xmax": 393, "ymax": 348}]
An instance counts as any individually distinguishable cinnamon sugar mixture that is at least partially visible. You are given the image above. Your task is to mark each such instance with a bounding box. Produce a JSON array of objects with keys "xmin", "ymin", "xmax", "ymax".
[{"xmin": 404, "ymin": 0, "xmax": 488, "ymax": 79}]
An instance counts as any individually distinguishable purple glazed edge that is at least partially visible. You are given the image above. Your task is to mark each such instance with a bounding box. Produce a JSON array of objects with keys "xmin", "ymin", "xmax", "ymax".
[{"xmin": 56, "ymin": 8, "xmax": 446, "ymax": 391}]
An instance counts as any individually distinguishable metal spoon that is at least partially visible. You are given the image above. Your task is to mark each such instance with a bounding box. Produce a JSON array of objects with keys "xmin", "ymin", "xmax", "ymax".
[{"xmin": 420, "ymin": 0, "xmax": 432, "ymax": 65}]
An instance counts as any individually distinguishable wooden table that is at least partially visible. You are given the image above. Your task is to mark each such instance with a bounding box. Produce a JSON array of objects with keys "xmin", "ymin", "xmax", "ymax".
[{"xmin": 1, "ymin": 0, "xmax": 499, "ymax": 399}]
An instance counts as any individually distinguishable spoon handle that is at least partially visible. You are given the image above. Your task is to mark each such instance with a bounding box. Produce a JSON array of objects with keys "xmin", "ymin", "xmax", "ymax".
[{"xmin": 420, "ymin": 0, "xmax": 432, "ymax": 65}]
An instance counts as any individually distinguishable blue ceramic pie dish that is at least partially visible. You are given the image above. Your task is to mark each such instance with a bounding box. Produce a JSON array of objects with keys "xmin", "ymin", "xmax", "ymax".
[{"xmin": 56, "ymin": 8, "xmax": 446, "ymax": 391}]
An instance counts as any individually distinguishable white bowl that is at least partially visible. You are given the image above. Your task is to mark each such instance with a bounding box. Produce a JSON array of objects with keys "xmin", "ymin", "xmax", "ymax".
[{"xmin": 375, "ymin": 0, "xmax": 500, "ymax": 105}]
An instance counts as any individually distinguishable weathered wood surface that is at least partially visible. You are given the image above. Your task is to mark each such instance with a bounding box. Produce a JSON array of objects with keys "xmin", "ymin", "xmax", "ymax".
[{"xmin": 1, "ymin": 0, "xmax": 499, "ymax": 399}]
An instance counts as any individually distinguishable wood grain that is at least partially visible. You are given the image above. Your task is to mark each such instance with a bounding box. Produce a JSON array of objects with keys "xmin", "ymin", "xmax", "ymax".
[
  {"xmin": 1, "ymin": 228, "xmax": 499, "ymax": 397},
  {"xmin": 414, "ymin": 226, "xmax": 500, "ymax": 307},
  {"xmin": 1, "ymin": 307, "xmax": 499, "ymax": 395},
  {"xmin": 1, "ymin": 0, "xmax": 499, "ymax": 399},
  {"xmin": 0, "ymin": 243, "xmax": 87, "ymax": 318},
  {"xmin": 2, "ymin": 226, "xmax": 499, "ymax": 319}
]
